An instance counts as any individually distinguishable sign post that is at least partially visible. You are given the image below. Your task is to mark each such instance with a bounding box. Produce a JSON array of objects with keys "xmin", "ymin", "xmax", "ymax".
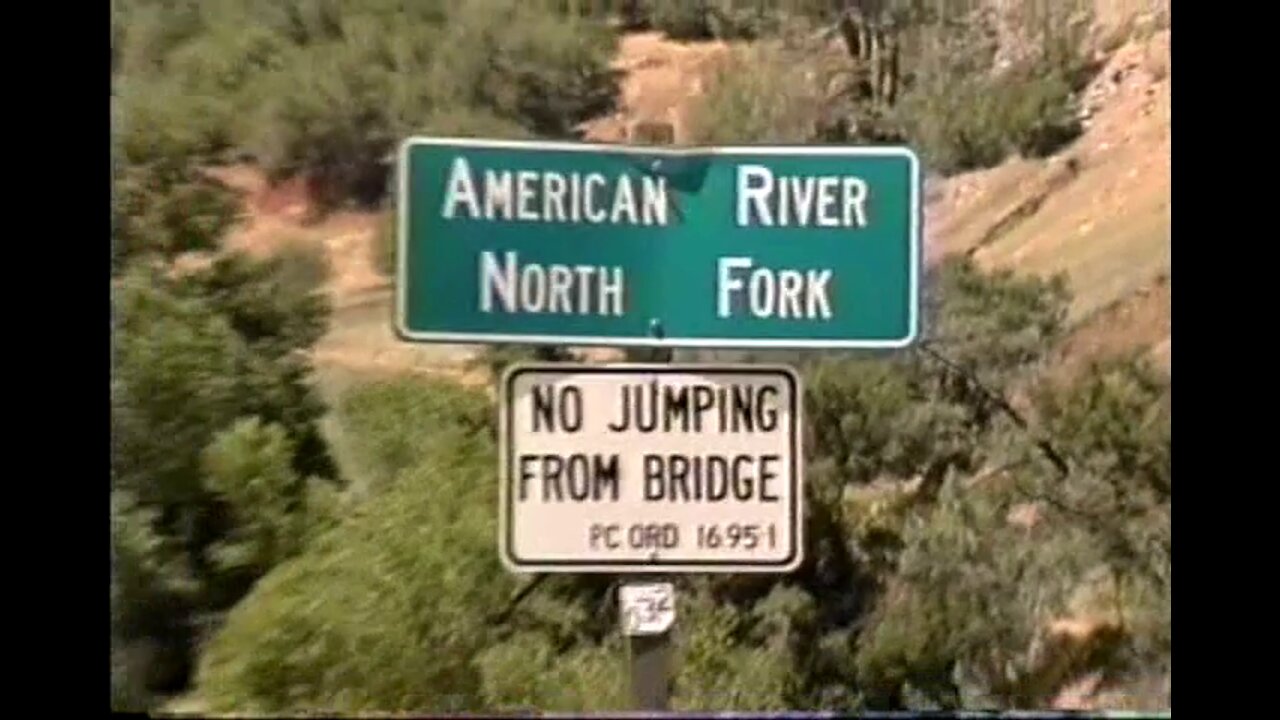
[
  {"xmin": 501, "ymin": 362, "xmax": 801, "ymax": 709},
  {"xmin": 396, "ymin": 134, "xmax": 923, "ymax": 712},
  {"xmin": 619, "ymin": 581, "xmax": 675, "ymax": 710}
]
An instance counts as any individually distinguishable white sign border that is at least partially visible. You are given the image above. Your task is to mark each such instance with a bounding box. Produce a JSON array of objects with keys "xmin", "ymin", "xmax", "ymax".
[
  {"xmin": 497, "ymin": 362, "xmax": 805, "ymax": 574},
  {"xmin": 394, "ymin": 136, "xmax": 923, "ymax": 349}
]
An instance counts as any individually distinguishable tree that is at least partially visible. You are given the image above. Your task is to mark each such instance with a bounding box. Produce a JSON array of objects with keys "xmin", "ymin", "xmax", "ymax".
[
  {"xmin": 195, "ymin": 380, "xmax": 512, "ymax": 713},
  {"xmin": 776, "ymin": 256, "xmax": 1073, "ymax": 710},
  {"xmin": 114, "ymin": 0, "xmax": 620, "ymax": 210},
  {"xmin": 1012, "ymin": 356, "xmax": 1170, "ymax": 679},
  {"xmin": 111, "ymin": 142, "xmax": 241, "ymax": 273},
  {"xmin": 202, "ymin": 418, "xmax": 307, "ymax": 578},
  {"xmin": 853, "ymin": 356, "xmax": 1170, "ymax": 710},
  {"xmin": 111, "ymin": 258, "xmax": 340, "ymax": 708},
  {"xmin": 687, "ymin": 1, "xmax": 1094, "ymax": 171},
  {"xmin": 337, "ymin": 377, "xmax": 494, "ymax": 491},
  {"xmin": 239, "ymin": 0, "xmax": 618, "ymax": 207},
  {"xmin": 111, "ymin": 85, "xmax": 338, "ymax": 705}
]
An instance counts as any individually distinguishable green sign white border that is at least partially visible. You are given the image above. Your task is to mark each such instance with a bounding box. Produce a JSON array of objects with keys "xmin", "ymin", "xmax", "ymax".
[{"xmin": 394, "ymin": 137, "xmax": 923, "ymax": 349}]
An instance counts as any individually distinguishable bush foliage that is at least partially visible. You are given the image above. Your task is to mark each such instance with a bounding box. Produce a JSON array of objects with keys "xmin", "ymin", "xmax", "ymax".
[
  {"xmin": 689, "ymin": 0, "xmax": 1094, "ymax": 174},
  {"xmin": 196, "ymin": 391, "xmax": 507, "ymax": 713},
  {"xmin": 188, "ymin": 257, "xmax": 1170, "ymax": 712},
  {"xmin": 112, "ymin": 26, "xmax": 341, "ymax": 704},
  {"xmin": 113, "ymin": 0, "xmax": 620, "ymax": 208}
]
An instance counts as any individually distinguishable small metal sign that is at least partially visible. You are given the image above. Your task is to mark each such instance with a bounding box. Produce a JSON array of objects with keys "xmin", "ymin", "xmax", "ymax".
[{"xmin": 620, "ymin": 582, "xmax": 676, "ymax": 636}]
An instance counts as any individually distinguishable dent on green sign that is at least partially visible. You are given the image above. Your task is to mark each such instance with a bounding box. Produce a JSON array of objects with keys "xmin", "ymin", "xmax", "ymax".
[{"xmin": 395, "ymin": 138, "xmax": 921, "ymax": 348}]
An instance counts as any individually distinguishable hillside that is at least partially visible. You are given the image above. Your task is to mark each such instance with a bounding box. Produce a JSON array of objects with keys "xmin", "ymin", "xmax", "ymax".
[
  {"xmin": 213, "ymin": 24, "xmax": 1169, "ymax": 391},
  {"xmin": 929, "ymin": 28, "xmax": 1171, "ymax": 378}
]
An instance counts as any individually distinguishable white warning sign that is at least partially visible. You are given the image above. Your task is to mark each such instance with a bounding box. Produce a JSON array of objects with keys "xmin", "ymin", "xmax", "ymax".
[{"xmin": 498, "ymin": 364, "xmax": 803, "ymax": 573}]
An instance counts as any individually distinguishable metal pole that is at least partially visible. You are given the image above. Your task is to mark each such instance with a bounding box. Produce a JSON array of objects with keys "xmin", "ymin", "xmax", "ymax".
[
  {"xmin": 620, "ymin": 579, "xmax": 675, "ymax": 711},
  {"xmin": 621, "ymin": 127, "xmax": 680, "ymax": 713},
  {"xmin": 627, "ymin": 630, "xmax": 672, "ymax": 710}
]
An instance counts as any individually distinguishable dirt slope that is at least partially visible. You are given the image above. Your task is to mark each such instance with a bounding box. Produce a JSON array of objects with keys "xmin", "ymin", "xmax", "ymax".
[
  {"xmin": 579, "ymin": 31, "xmax": 732, "ymax": 144},
  {"xmin": 206, "ymin": 168, "xmax": 486, "ymax": 394},
  {"xmin": 927, "ymin": 28, "xmax": 1170, "ymax": 375},
  {"xmin": 208, "ymin": 167, "xmax": 388, "ymax": 301}
]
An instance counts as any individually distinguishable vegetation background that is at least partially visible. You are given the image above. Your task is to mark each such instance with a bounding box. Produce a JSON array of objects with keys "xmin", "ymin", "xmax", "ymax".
[{"xmin": 110, "ymin": 0, "xmax": 1170, "ymax": 713}]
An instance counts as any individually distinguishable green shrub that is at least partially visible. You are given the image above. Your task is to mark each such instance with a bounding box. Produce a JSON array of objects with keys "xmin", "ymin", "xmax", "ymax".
[
  {"xmin": 894, "ymin": 76, "xmax": 1008, "ymax": 175},
  {"xmin": 687, "ymin": 1, "xmax": 1095, "ymax": 174},
  {"xmin": 113, "ymin": 1, "xmax": 289, "ymax": 161},
  {"xmin": 688, "ymin": 41, "xmax": 831, "ymax": 144},
  {"xmin": 163, "ymin": 22, "xmax": 291, "ymax": 157},
  {"xmin": 853, "ymin": 355, "xmax": 1170, "ymax": 710},
  {"xmin": 112, "ymin": 269, "xmax": 248, "ymax": 506},
  {"xmin": 202, "ymin": 418, "xmax": 307, "ymax": 577},
  {"xmin": 272, "ymin": 237, "xmax": 332, "ymax": 295},
  {"xmin": 650, "ymin": 0, "xmax": 715, "ymax": 39},
  {"xmin": 244, "ymin": 41, "xmax": 396, "ymax": 207},
  {"xmin": 921, "ymin": 259, "xmax": 1071, "ymax": 378},
  {"xmin": 633, "ymin": 0, "xmax": 808, "ymax": 40},
  {"xmin": 111, "ymin": 163, "xmax": 243, "ymax": 273},
  {"xmin": 476, "ymin": 632, "xmax": 627, "ymax": 711},
  {"xmin": 111, "ymin": 255, "xmax": 337, "ymax": 707},
  {"xmin": 893, "ymin": 4, "xmax": 1091, "ymax": 175},
  {"xmin": 111, "ymin": 84, "xmax": 244, "ymax": 271},
  {"xmin": 994, "ymin": 57, "xmax": 1086, "ymax": 159},
  {"xmin": 435, "ymin": 0, "xmax": 620, "ymax": 138},
  {"xmin": 337, "ymin": 377, "xmax": 494, "ymax": 490},
  {"xmin": 177, "ymin": 251, "xmax": 330, "ymax": 364},
  {"xmin": 113, "ymin": 0, "xmax": 209, "ymax": 78},
  {"xmin": 911, "ymin": 61, "xmax": 1082, "ymax": 173},
  {"xmin": 802, "ymin": 358, "xmax": 919, "ymax": 494},
  {"xmin": 196, "ymin": 392, "xmax": 509, "ymax": 713},
  {"xmin": 116, "ymin": 0, "xmax": 618, "ymax": 209},
  {"xmin": 240, "ymin": 0, "xmax": 615, "ymax": 207},
  {"xmin": 112, "ymin": 261, "xmax": 336, "ymax": 524},
  {"xmin": 112, "ymin": 79, "xmax": 201, "ymax": 165},
  {"xmin": 670, "ymin": 583, "xmax": 835, "ymax": 710}
]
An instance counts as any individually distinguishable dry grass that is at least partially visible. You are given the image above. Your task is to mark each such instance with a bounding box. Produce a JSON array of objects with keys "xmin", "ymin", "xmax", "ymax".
[
  {"xmin": 1089, "ymin": 0, "xmax": 1171, "ymax": 51},
  {"xmin": 1050, "ymin": 276, "xmax": 1169, "ymax": 384},
  {"xmin": 1143, "ymin": 42, "xmax": 1169, "ymax": 81},
  {"xmin": 199, "ymin": 164, "xmax": 467, "ymax": 395},
  {"xmin": 205, "ymin": 164, "xmax": 388, "ymax": 304},
  {"xmin": 312, "ymin": 292, "xmax": 483, "ymax": 381}
]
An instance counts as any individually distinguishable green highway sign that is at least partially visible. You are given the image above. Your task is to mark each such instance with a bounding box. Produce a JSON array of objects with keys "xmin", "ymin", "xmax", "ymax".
[{"xmin": 395, "ymin": 138, "xmax": 921, "ymax": 348}]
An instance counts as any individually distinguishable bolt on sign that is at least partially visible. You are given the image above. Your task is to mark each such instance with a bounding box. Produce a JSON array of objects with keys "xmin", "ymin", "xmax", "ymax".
[
  {"xmin": 499, "ymin": 364, "xmax": 802, "ymax": 573},
  {"xmin": 396, "ymin": 138, "xmax": 921, "ymax": 349}
]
